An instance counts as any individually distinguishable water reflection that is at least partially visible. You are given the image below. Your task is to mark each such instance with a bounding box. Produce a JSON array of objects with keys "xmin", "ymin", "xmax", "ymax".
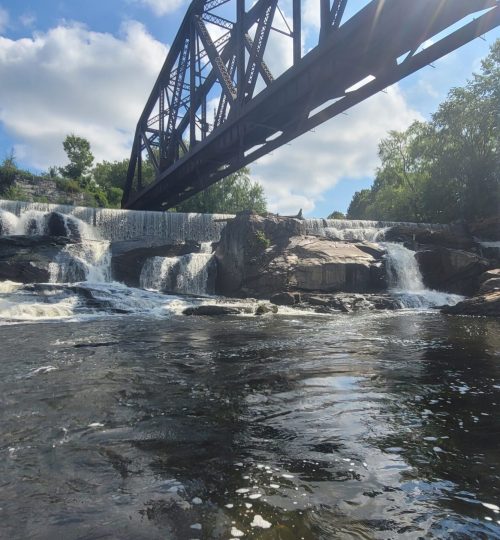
[{"xmin": 0, "ymin": 312, "xmax": 499, "ymax": 539}]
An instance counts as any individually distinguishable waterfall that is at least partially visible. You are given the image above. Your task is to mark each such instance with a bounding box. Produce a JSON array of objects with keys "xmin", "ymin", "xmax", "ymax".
[
  {"xmin": 0, "ymin": 200, "xmax": 230, "ymax": 243},
  {"xmin": 384, "ymin": 242, "xmax": 462, "ymax": 308},
  {"xmin": 140, "ymin": 252, "xmax": 215, "ymax": 297},
  {"xmin": 0, "ymin": 209, "xmax": 20, "ymax": 235},
  {"xmin": 302, "ymin": 218, "xmax": 446, "ymax": 242}
]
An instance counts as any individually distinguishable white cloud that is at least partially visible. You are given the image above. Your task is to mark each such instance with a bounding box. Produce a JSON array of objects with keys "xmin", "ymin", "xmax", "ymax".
[
  {"xmin": 137, "ymin": 0, "xmax": 185, "ymax": 16},
  {"xmin": 251, "ymin": 85, "xmax": 421, "ymax": 215},
  {"xmin": 0, "ymin": 22, "xmax": 167, "ymax": 169},
  {"xmin": 0, "ymin": 6, "xmax": 9, "ymax": 34}
]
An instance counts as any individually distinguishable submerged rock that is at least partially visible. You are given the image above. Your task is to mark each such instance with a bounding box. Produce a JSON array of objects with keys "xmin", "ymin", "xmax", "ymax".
[
  {"xmin": 255, "ymin": 303, "xmax": 278, "ymax": 315},
  {"xmin": 270, "ymin": 292, "xmax": 299, "ymax": 306},
  {"xmin": 299, "ymin": 292, "xmax": 400, "ymax": 313},
  {"xmin": 183, "ymin": 305, "xmax": 242, "ymax": 316}
]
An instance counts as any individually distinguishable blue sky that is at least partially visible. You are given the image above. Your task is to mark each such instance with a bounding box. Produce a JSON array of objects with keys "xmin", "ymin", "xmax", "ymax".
[{"xmin": 0, "ymin": 0, "xmax": 498, "ymax": 216}]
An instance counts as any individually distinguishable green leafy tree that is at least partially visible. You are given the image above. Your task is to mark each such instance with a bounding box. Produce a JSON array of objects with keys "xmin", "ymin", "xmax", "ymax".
[
  {"xmin": 345, "ymin": 40, "xmax": 499, "ymax": 223},
  {"xmin": 93, "ymin": 159, "xmax": 129, "ymax": 190},
  {"xmin": 0, "ymin": 149, "xmax": 18, "ymax": 194},
  {"xmin": 174, "ymin": 168, "xmax": 267, "ymax": 214},
  {"xmin": 60, "ymin": 134, "xmax": 94, "ymax": 184},
  {"xmin": 327, "ymin": 211, "xmax": 346, "ymax": 219}
]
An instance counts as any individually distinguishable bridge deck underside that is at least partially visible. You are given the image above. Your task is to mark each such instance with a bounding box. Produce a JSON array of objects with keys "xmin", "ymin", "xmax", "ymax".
[{"xmin": 123, "ymin": 0, "xmax": 499, "ymax": 211}]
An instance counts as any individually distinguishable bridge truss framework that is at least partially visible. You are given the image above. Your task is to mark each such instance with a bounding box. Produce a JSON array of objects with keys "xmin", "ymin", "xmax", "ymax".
[{"xmin": 122, "ymin": 0, "xmax": 500, "ymax": 210}]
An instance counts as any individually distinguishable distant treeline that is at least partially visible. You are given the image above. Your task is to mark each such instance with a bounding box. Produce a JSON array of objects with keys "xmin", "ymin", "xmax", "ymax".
[{"xmin": 339, "ymin": 40, "xmax": 499, "ymax": 223}]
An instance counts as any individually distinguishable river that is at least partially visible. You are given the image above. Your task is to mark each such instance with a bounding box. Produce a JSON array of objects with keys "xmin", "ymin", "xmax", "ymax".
[{"xmin": 0, "ymin": 202, "xmax": 499, "ymax": 539}]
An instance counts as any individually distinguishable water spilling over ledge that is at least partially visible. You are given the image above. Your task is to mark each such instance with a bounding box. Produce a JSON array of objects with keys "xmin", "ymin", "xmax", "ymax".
[{"xmin": 0, "ymin": 200, "xmax": 231, "ymax": 242}]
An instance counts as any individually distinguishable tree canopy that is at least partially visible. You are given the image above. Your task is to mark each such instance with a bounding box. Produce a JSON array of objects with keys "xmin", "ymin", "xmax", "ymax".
[
  {"xmin": 59, "ymin": 135, "xmax": 94, "ymax": 182},
  {"xmin": 346, "ymin": 40, "xmax": 499, "ymax": 223},
  {"xmin": 174, "ymin": 168, "xmax": 267, "ymax": 214}
]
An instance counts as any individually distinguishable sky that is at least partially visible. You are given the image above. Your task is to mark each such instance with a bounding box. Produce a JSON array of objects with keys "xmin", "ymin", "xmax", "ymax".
[{"xmin": 0, "ymin": 1, "xmax": 498, "ymax": 217}]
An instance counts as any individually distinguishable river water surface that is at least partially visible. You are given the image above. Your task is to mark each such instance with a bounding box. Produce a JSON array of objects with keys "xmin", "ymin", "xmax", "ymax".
[
  {"xmin": 1, "ymin": 203, "xmax": 499, "ymax": 539},
  {"xmin": 1, "ymin": 309, "xmax": 499, "ymax": 539}
]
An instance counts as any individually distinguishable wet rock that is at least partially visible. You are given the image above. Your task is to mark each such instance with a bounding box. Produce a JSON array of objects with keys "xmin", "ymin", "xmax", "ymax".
[
  {"xmin": 478, "ymin": 268, "xmax": 500, "ymax": 295},
  {"xmin": 0, "ymin": 235, "xmax": 73, "ymax": 283},
  {"xmin": 215, "ymin": 213, "xmax": 385, "ymax": 297},
  {"xmin": 300, "ymin": 292, "xmax": 400, "ymax": 312},
  {"xmin": 442, "ymin": 291, "xmax": 500, "ymax": 317},
  {"xmin": 385, "ymin": 224, "xmax": 474, "ymax": 250},
  {"xmin": 415, "ymin": 247, "xmax": 491, "ymax": 296},
  {"xmin": 270, "ymin": 292, "xmax": 297, "ymax": 306},
  {"xmin": 255, "ymin": 303, "xmax": 278, "ymax": 315},
  {"xmin": 45, "ymin": 212, "xmax": 82, "ymax": 241},
  {"xmin": 183, "ymin": 305, "xmax": 242, "ymax": 316},
  {"xmin": 111, "ymin": 240, "xmax": 201, "ymax": 287}
]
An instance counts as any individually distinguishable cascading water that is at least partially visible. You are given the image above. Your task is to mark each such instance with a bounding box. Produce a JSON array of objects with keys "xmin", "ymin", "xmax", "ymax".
[
  {"xmin": 384, "ymin": 242, "xmax": 462, "ymax": 308},
  {"xmin": 302, "ymin": 218, "xmax": 445, "ymax": 242},
  {"xmin": 140, "ymin": 248, "xmax": 215, "ymax": 297},
  {"xmin": 0, "ymin": 200, "xmax": 231, "ymax": 242}
]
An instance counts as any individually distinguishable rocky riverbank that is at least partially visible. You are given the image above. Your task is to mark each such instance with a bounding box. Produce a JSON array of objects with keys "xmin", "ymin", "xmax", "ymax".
[{"xmin": 0, "ymin": 207, "xmax": 499, "ymax": 316}]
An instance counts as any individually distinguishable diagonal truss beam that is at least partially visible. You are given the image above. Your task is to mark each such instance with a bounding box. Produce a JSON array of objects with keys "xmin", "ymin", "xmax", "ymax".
[{"xmin": 123, "ymin": 0, "xmax": 500, "ymax": 210}]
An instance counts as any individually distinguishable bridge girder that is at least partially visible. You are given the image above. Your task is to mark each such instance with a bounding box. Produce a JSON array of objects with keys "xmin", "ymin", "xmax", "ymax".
[{"xmin": 122, "ymin": 0, "xmax": 500, "ymax": 210}]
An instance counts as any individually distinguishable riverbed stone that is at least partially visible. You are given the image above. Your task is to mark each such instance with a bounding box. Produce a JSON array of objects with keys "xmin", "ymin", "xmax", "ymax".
[
  {"xmin": 255, "ymin": 303, "xmax": 279, "ymax": 315},
  {"xmin": 0, "ymin": 235, "xmax": 73, "ymax": 283},
  {"xmin": 270, "ymin": 292, "xmax": 297, "ymax": 306},
  {"xmin": 415, "ymin": 247, "xmax": 491, "ymax": 296},
  {"xmin": 183, "ymin": 305, "xmax": 242, "ymax": 316},
  {"xmin": 442, "ymin": 291, "xmax": 500, "ymax": 317}
]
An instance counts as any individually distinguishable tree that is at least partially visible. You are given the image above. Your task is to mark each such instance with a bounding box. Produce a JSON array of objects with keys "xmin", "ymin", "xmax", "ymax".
[
  {"xmin": 174, "ymin": 168, "xmax": 267, "ymax": 214},
  {"xmin": 60, "ymin": 134, "xmax": 94, "ymax": 183},
  {"xmin": 328, "ymin": 211, "xmax": 346, "ymax": 219},
  {"xmin": 92, "ymin": 159, "xmax": 129, "ymax": 190},
  {"xmin": 345, "ymin": 40, "xmax": 499, "ymax": 223},
  {"xmin": 0, "ymin": 149, "xmax": 18, "ymax": 194}
]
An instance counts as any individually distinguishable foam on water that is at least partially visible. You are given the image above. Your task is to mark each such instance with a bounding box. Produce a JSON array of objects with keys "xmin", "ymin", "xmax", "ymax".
[
  {"xmin": 0, "ymin": 296, "xmax": 79, "ymax": 321},
  {"xmin": 384, "ymin": 242, "xmax": 463, "ymax": 308}
]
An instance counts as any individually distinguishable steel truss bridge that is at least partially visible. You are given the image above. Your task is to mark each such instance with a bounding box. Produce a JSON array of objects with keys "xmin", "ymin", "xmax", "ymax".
[{"xmin": 122, "ymin": 0, "xmax": 500, "ymax": 210}]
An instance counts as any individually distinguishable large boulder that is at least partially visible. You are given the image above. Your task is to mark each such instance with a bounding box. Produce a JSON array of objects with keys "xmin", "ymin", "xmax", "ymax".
[
  {"xmin": 111, "ymin": 239, "xmax": 203, "ymax": 286},
  {"xmin": 415, "ymin": 247, "xmax": 491, "ymax": 296},
  {"xmin": 478, "ymin": 268, "xmax": 500, "ymax": 295},
  {"xmin": 0, "ymin": 235, "xmax": 74, "ymax": 283},
  {"xmin": 442, "ymin": 291, "xmax": 500, "ymax": 317},
  {"xmin": 215, "ymin": 213, "xmax": 385, "ymax": 297}
]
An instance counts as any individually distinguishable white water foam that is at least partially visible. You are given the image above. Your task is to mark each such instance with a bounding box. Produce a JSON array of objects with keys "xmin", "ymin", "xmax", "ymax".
[
  {"xmin": 0, "ymin": 209, "xmax": 20, "ymax": 234},
  {"xmin": 140, "ymin": 252, "xmax": 215, "ymax": 296},
  {"xmin": 0, "ymin": 200, "xmax": 231, "ymax": 243},
  {"xmin": 384, "ymin": 242, "xmax": 463, "ymax": 308},
  {"xmin": 302, "ymin": 218, "xmax": 445, "ymax": 242}
]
